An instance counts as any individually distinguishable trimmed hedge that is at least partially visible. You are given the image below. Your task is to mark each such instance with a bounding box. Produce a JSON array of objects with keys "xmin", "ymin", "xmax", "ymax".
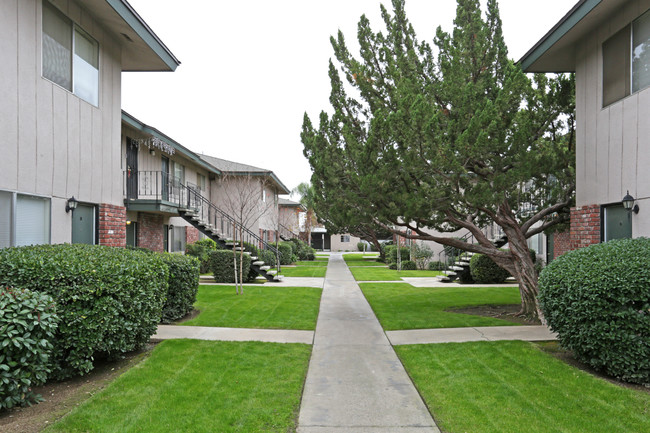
[
  {"xmin": 0, "ymin": 244, "xmax": 168, "ymax": 379},
  {"xmin": 401, "ymin": 260, "xmax": 417, "ymax": 270},
  {"xmin": 185, "ymin": 238, "xmax": 218, "ymax": 273},
  {"xmin": 0, "ymin": 288, "xmax": 59, "ymax": 409},
  {"xmin": 539, "ymin": 238, "xmax": 650, "ymax": 385},
  {"xmin": 259, "ymin": 249, "xmax": 277, "ymax": 267},
  {"xmin": 160, "ymin": 254, "xmax": 200, "ymax": 323},
  {"xmin": 384, "ymin": 245, "xmax": 410, "ymax": 264},
  {"xmin": 428, "ymin": 261, "xmax": 445, "ymax": 271},
  {"xmin": 289, "ymin": 238, "xmax": 316, "ymax": 261},
  {"xmin": 278, "ymin": 243, "xmax": 293, "ymax": 265},
  {"xmin": 209, "ymin": 250, "xmax": 253, "ymax": 283},
  {"xmin": 469, "ymin": 253, "xmax": 511, "ymax": 284}
]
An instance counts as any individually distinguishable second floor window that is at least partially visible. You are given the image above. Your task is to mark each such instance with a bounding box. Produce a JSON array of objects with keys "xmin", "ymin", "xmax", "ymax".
[{"xmin": 42, "ymin": 1, "xmax": 99, "ymax": 106}]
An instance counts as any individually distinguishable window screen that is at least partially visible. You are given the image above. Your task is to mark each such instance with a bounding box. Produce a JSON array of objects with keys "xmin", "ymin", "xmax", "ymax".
[
  {"xmin": 15, "ymin": 195, "xmax": 50, "ymax": 247},
  {"xmin": 603, "ymin": 25, "xmax": 631, "ymax": 107},
  {"xmin": 42, "ymin": 1, "xmax": 72, "ymax": 90}
]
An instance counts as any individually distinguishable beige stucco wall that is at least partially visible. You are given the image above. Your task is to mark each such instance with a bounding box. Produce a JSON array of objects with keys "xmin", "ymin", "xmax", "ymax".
[
  {"xmin": 330, "ymin": 233, "xmax": 361, "ymax": 252},
  {"xmin": 574, "ymin": 0, "xmax": 650, "ymax": 236},
  {"xmin": 0, "ymin": 0, "xmax": 123, "ymax": 243}
]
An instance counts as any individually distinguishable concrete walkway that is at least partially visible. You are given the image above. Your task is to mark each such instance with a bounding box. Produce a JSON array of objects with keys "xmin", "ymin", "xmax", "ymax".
[
  {"xmin": 387, "ymin": 325, "xmax": 556, "ymax": 345},
  {"xmin": 153, "ymin": 325, "xmax": 314, "ymax": 344},
  {"xmin": 297, "ymin": 253, "xmax": 440, "ymax": 433}
]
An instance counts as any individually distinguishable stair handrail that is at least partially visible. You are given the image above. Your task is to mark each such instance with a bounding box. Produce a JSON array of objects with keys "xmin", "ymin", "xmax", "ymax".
[
  {"xmin": 279, "ymin": 223, "xmax": 300, "ymax": 240},
  {"xmin": 179, "ymin": 183, "xmax": 279, "ymax": 256}
]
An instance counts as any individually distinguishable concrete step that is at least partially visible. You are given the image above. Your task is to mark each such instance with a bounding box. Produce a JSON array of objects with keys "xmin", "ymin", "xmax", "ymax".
[
  {"xmin": 259, "ymin": 265, "xmax": 271, "ymax": 271},
  {"xmin": 252, "ymin": 261, "xmax": 264, "ymax": 266}
]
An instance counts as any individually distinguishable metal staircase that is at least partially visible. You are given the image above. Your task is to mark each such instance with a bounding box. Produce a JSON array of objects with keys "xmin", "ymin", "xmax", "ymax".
[
  {"xmin": 437, "ymin": 226, "xmax": 508, "ymax": 283},
  {"xmin": 177, "ymin": 184, "xmax": 282, "ymax": 282}
]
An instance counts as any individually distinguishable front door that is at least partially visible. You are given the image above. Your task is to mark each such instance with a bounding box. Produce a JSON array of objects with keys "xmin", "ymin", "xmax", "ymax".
[
  {"xmin": 603, "ymin": 205, "xmax": 632, "ymax": 241},
  {"xmin": 161, "ymin": 156, "xmax": 170, "ymax": 201},
  {"xmin": 126, "ymin": 138, "xmax": 138, "ymax": 199},
  {"xmin": 72, "ymin": 204, "xmax": 95, "ymax": 244}
]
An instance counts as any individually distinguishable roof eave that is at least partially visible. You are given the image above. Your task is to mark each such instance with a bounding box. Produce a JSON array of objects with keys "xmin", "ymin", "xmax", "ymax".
[
  {"xmin": 106, "ymin": 0, "xmax": 180, "ymax": 71},
  {"xmin": 519, "ymin": 0, "xmax": 601, "ymax": 72}
]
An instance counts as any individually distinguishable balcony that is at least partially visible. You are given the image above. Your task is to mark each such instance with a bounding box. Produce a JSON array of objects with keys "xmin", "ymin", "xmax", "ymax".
[{"xmin": 123, "ymin": 170, "xmax": 203, "ymax": 215}]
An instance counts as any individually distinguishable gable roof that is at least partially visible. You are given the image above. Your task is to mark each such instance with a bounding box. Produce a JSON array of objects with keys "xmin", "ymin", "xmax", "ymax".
[
  {"xmin": 80, "ymin": 0, "xmax": 180, "ymax": 71},
  {"xmin": 199, "ymin": 154, "xmax": 291, "ymax": 195},
  {"xmin": 519, "ymin": 0, "xmax": 624, "ymax": 72},
  {"xmin": 278, "ymin": 198, "xmax": 306, "ymax": 211}
]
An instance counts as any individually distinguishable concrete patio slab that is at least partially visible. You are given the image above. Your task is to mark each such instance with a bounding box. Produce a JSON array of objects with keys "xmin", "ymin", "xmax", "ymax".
[
  {"xmin": 386, "ymin": 325, "xmax": 557, "ymax": 345},
  {"xmin": 153, "ymin": 325, "xmax": 314, "ymax": 344}
]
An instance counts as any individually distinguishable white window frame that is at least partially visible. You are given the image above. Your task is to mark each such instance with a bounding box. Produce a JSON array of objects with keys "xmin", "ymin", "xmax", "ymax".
[
  {"xmin": 42, "ymin": 0, "xmax": 100, "ymax": 106},
  {"xmin": 0, "ymin": 190, "xmax": 51, "ymax": 248}
]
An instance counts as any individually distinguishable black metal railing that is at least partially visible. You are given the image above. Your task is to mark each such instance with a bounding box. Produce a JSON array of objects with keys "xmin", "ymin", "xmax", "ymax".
[
  {"xmin": 123, "ymin": 170, "xmax": 279, "ymax": 258},
  {"xmin": 179, "ymin": 183, "xmax": 279, "ymax": 256},
  {"xmin": 436, "ymin": 223, "xmax": 506, "ymax": 276},
  {"xmin": 279, "ymin": 223, "xmax": 300, "ymax": 241},
  {"xmin": 123, "ymin": 170, "xmax": 185, "ymax": 204}
]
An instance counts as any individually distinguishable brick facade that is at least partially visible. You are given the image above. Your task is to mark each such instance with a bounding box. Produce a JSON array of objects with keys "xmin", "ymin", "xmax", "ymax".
[
  {"xmin": 138, "ymin": 213, "xmax": 164, "ymax": 252},
  {"xmin": 570, "ymin": 204, "xmax": 601, "ymax": 250},
  {"xmin": 98, "ymin": 204, "xmax": 126, "ymax": 247},
  {"xmin": 551, "ymin": 230, "xmax": 572, "ymax": 259},
  {"xmin": 186, "ymin": 226, "xmax": 200, "ymax": 245}
]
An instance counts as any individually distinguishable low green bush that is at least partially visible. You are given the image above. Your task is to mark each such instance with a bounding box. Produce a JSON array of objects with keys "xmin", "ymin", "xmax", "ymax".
[
  {"xmin": 469, "ymin": 252, "xmax": 511, "ymax": 284},
  {"xmin": 0, "ymin": 288, "xmax": 59, "ymax": 409},
  {"xmin": 160, "ymin": 254, "xmax": 200, "ymax": 323},
  {"xmin": 388, "ymin": 263, "xmax": 398, "ymax": 270},
  {"xmin": 428, "ymin": 261, "xmax": 445, "ymax": 271},
  {"xmin": 0, "ymin": 244, "xmax": 168, "ymax": 379},
  {"xmin": 209, "ymin": 250, "xmax": 253, "ymax": 283},
  {"xmin": 288, "ymin": 238, "xmax": 315, "ymax": 261},
  {"xmin": 185, "ymin": 238, "xmax": 218, "ymax": 273},
  {"xmin": 278, "ymin": 243, "xmax": 293, "ymax": 265},
  {"xmin": 259, "ymin": 249, "xmax": 277, "ymax": 267},
  {"xmin": 401, "ymin": 260, "xmax": 417, "ymax": 270},
  {"xmin": 413, "ymin": 243, "xmax": 433, "ymax": 270},
  {"xmin": 384, "ymin": 245, "xmax": 410, "ymax": 264},
  {"xmin": 539, "ymin": 238, "xmax": 650, "ymax": 385},
  {"xmin": 357, "ymin": 242, "xmax": 366, "ymax": 252}
]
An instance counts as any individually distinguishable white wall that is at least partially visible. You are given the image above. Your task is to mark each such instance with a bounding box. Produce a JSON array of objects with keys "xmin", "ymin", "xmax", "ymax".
[
  {"xmin": 574, "ymin": 0, "xmax": 650, "ymax": 236},
  {"xmin": 1, "ymin": 0, "xmax": 123, "ymax": 243}
]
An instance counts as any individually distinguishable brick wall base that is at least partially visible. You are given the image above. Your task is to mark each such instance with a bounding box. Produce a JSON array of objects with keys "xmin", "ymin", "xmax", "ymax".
[
  {"xmin": 186, "ymin": 226, "xmax": 200, "ymax": 245},
  {"xmin": 98, "ymin": 204, "xmax": 127, "ymax": 248},
  {"xmin": 138, "ymin": 213, "xmax": 164, "ymax": 252},
  {"xmin": 551, "ymin": 230, "xmax": 572, "ymax": 259},
  {"xmin": 570, "ymin": 204, "xmax": 601, "ymax": 250}
]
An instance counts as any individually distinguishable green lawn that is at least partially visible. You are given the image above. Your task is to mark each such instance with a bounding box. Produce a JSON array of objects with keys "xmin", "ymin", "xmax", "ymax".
[
  {"xmin": 295, "ymin": 260, "xmax": 328, "ymax": 266},
  {"xmin": 360, "ymin": 283, "xmax": 521, "ymax": 329},
  {"xmin": 343, "ymin": 254, "xmax": 386, "ymax": 267},
  {"xmin": 182, "ymin": 285, "xmax": 322, "ymax": 330},
  {"xmin": 277, "ymin": 266, "xmax": 327, "ymax": 277},
  {"xmin": 350, "ymin": 267, "xmax": 441, "ymax": 280},
  {"xmin": 396, "ymin": 341, "xmax": 650, "ymax": 433},
  {"xmin": 47, "ymin": 340, "xmax": 311, "ymax": 433}
]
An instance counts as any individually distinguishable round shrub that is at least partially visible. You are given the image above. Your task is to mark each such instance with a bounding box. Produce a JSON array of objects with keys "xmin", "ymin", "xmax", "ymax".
[
  {"xmin": 384, "ymin": 245, "xmax": 410, "ymax": 264},
  {"xmin": 289, "ymin": 238, "xmax": 315, "ymax": 261},
  {"xmin": 185, "ymin": 238, "xmax": 218, "ymax": 274},
  {"xmin": 388, "ymin": 263, "xmax": 398, "ymax": 270},
  {"xmin": 209, "ymin": 250, "xmax": 253, "ymax": 283},
  {"xmin": 0, "ymin": 288, "xmax": 59, "ymax": 409},
  {"xmin": 259, "ymin": 249, "xmax": 277, "ymax": 267},
  {"xmin": 401, "ymin": 260, "xmax": 417, "ymax": 270},
  {"xmin": 428, "ymin": 261, "xmax": 445, "ymax": 271},
  {"xmin": 278, "ymin": 243, "xmax": 293, "ymax": 265},
  {"xmin": 539, "ymin": 238, "xmax": 650, "ymax": 385},
  {"xmin": 0, "ymin": 244, "xmax": 168, "ymax": 379},
  {"xmin": 160, "ymin": 253, "xmax": 200, "ymax": 323},
  {"xmin": 469, "ymin": 253, "xmax": 511, "ymax": 284}
]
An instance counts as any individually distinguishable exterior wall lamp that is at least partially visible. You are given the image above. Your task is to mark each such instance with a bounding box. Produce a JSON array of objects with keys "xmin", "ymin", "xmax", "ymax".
[
  {"xmin": 622, "ymin": 191, "xmax": 639, "ymax": 214},
  {"xmin": 65, "ymin": 196, "xmax": 78, "ymax": 213}
]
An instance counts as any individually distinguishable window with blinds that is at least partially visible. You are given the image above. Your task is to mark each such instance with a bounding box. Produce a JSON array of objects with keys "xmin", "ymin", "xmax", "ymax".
[
  {"xmin": 42, "ymin": 1, "xmax": 99, "ymax": 106},
  {"xmin": 0, "ymin": 191, "xmax": 51, "ymax": 247}
]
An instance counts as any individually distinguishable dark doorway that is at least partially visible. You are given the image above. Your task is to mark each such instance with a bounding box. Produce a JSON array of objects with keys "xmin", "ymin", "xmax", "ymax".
[
  {"xmin": 161, "ymin": 156, "xmax": 170, "ymax": 201},
  {"xmin": 72, "ymin": 203, "xmax": 96, "ymax": 245},
  {"xmin": 126, "ymin": 222, "xmax": 138, "ymax": 247},
  {"xmin": 603, "ymin": 204, "xmax": 632, "ymax": 241},
  {"xmin": 126, "ymin": 138, "xmax": 138, "ymax": 199}
]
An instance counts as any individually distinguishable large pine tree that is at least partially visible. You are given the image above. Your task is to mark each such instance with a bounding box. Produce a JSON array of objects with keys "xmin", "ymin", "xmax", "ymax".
[{"xmin": 302, "ymin": 0, "xmax": 575, "ymax": 319}]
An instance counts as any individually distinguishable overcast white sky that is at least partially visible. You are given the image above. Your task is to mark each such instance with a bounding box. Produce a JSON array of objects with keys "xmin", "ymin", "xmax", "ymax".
[{"xmin": 122, "ymin": 0, "xmax": 573, "ymax": 195}]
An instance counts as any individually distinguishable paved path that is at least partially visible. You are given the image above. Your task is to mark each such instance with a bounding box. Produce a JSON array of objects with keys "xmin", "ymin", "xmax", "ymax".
[
  {"xmin": 387, "ymin": 325, "xmax": 556, "ymax": 345},
  {"xmin": 297, "ymin": 253, "xmax": 440, "ymax": 433},
  {"xmin": 153, "ymin": 325, "xmax": 314, "ymax": 344}
]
